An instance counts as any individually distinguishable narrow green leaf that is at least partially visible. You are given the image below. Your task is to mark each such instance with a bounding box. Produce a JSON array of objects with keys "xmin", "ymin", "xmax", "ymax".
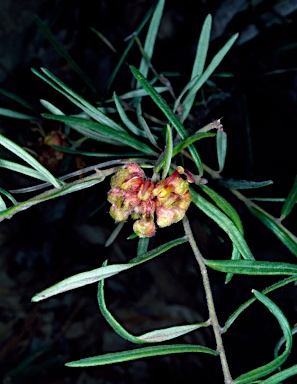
[
  {"xmin": 98, "ymin": 268, "xmax": 208, "ymax": 344},
  {"xmin": 249, "ymin": 205, "xmax": 297, "ymax": 257},
  {"xmin": 138, "ymin": 0, "xmax": 165, "ymax": 81},
  {"xmin": 216, "ymin": 130, "xmax": 227, "ymax": 172},
  {"xmin": 34, "ymin": 16, "xmax": 96, "ymax": 93},
  {"xmin": 281, "ymin": 175, "xmax": 297, "ymax": 220},
  {"xmin": 138, "ymin": 116, "xmax": 160, "ymax": 149},
  {"xmin": 113, "ymin": 92, "xmax": 146, "ymax": 137},
  {"xmin": 111, "ymin": 87, "xmax": 168, "ymax": 101},
  {"xmin": 199, "ymin": 184, "xmax": 244, "ymax": 234},
  {"xmin": 223, "ymin": 276, "xmax": 297, "ymax": 332},
  {"xmin": 130, "ymin": 66, "xmax": 203, "ymax": 174},
  {"xmin": 31, "ymin": 236, "xmax": 187, "ymax": 301},
  {"xmin": 51, "ymin": 145, "xmax": 140, "ymax": 158},
  {"xmin": 0, "ymin": 195, "xmax": 6, "ymax": 210},
  {"xmin": 33, "ymin": 68, "xmax": 124, "ymax": 131},
  {"xmin": 0, "ymin": 158, "xmax": 51, "ymax": 182},
  {"xmin": 179, "ymin": 14, "xmax": 211, "ymax": 117},
  {"xmin": 107, "ymin": 3, "xmax": 155, "ymax": 89},
  {"xmin": 219, "ymin": 179, "xmax": 273, "ymax": 189},
  {"xmin": 162, "ymin": 125, "xmax": 173, "ymax": 180},
  {"xmin": 0, "ymin": 134, "xmax": 61, "ymax": 188},
  {"xmin": 91, "ymin": 27, "xmax": 117, "ymax": 53},
  {"xmin": 65, "ymin": 344, "xmax": 218, "ymax": 367},
  {"xmin": 137, "ymin": 237, "xmax": 149, "ymax": 256},
  {"xmin": 40, "ymin": 99, "xmax": 64, "ymax": 115},
  {"xmin": 225, "ymin": 245, "xmax": 241, "ymax": 284},
  {"xmin": 105, "ymin": 222, "xmax": 125, "ymax": 247},
  {"xmin": 263, "ymin": 364, "xmax": 297, "ymax": 383},
  {"xmin": 0, "ymin": 107, "xmax": 35, "ymax": 120},
  {"xmin": 0, "ymin": 87, "xmax": 35, "ymax": 111},
  {"xmin": 205, "ymin": 259, "xmax": 297, "ymax": 275},
  {"xmin": 274, "ymin": 325, "xmax": 297, "ymax": 362},
  {"xmin": 173, "ymin": 75, "xmax": 199, "ymax": 113},
  {"xmin": 0, "ymin": 173, "xmax": 104, "ymax": 223},
  {"xmin": 182, "ymin": 33, "xmax": 239, "ymax": 122},
  {"xmin": 42, "ymin": 114, "xmax": 157, "ymax": 156},
  {"xmin": 0, "ymin": 187, "xmax": 18, "ymax": 206},
  {"xmin": 190, "ymin": 188, "xmax": 254, "ymax": 260},
  {"xmin": 233, "ymin": 290, "xmax": 292, "ymax": 383}
]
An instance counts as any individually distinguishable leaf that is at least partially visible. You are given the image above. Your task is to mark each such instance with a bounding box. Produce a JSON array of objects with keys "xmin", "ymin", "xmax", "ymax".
[
  {"xmin": 190, "ymin": 188, "xmax": 254, "ymax": 260},
  {"xmin": 0, "ymin": 134, "xmax": 61, "ymax": 188},
  {"xmin": 130, "ymin": 66, "xmax": 203, "ymax": 174},
  {"xmin": 0, "ymin": 159, "xmax": 51, "ymax": 182},
  {"xmin": 107, "ymin": 4, "xmax": 155, "ymax": 89},
  {"xmin": 162, "ymin": 125, "xmax": 173, "ymax": 179},
  {"xmin": 0, "ymin": 173, "xmax": 104, "ymax": 223},
  {"xmin": 262, "ymin": 364, "xmax": 297, "ymax": 383},
  {"xmin": 181, "ymin": 33, "xmax": 239, "ymax": 122},
  {"xmin": 51, "ymin": 145, "xmax": 140, "ymax": 158},
  {"xmin": 0, "ymin": 187, "xmax": 18, "ymax": 206},
  {"xmin": 216, "ymin": 130, "xmax": 227, "ymax": 172},
  {"xmin": 0, "ymin": 87, "xmax": 35, "ymax": 111},
  {"xmin": 274, "ymin": 325, "xmax": 297, "ymax": 362},
  {"xmin": 219, "ymin": 179, "xmax": 273, "ymax": 189},
  {"xmin": 33, "ymin": 68, "xmax": 124, "ymax": 131},
  {"xmin": 40, "ymin": 99, "xmax": 64, "ymax": 115},
  {"xmin": 249, "ymin": 205, "xmax": 297, "ymax": 257},
  {"xmin": 31, "ymin": 237, "xmax": 187, "ymax": 301},
  {"xmin": 223, "ymin": 276, "xmax": 297, "ymax": 332},
  {"xmin": 113, "ymin": 92, "xmax": 146, "ymax": 137},
  {"xmin": 137, "ymin": 237, "xmax": 149, "ymax": 256},
  {"xmin": 225, "ymin": 245, "xmax": 241, "ymax": 284},
  {"xmin": 65, "ymin": 344, "xmax": 218, "ymax": 367},
  {"xmin": 112, "ymin": 87, "xmax": 168, "ymax": 101},
  {"xmin": 179, "ymin": 14, "xmax": 212, "ymax": 118},
  {"xmin": 42, "ymin": 114, "xmax": 157, "ymax": 156},
  {"xmin": 199, "ymin": 184, "xmax": 243, "ymax": 234},
  {"xmin": 138, "ymin": 116, "xmax": 160, "ymax": 149},
  {"xmin": 98, "ymin": 266, "xmax": 209, "ymax": 344},
  {"xmin": 138, "ymin": 0, "xmax": 165, "ymax": 81},
  {"xmin": 233, "ymin": 290, "xmax": 292, "ymax": 383},
  {"xmin": 281, "ymin": 174, "xmax": 297, "ymax": 220},
  {"xmin": 205, "ymin": 259, "xmax": 297, "ymax": 275},
  {"xmin": 34, "ymin": 16, "xmax": 96, "ymax": 93},
  {"xmin": 0, "ymin": 196, "xmax": 6, "ymax": 210},
  {"xmin": 0, "ymin": 107, "xmax": 35, "ymax": 120}
]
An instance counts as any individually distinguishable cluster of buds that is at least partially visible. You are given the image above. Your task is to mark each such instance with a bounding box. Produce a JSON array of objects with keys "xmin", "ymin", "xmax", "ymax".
[{"xmin": 107, "ymin": 163, "xmax": 193, "ymax": 237}]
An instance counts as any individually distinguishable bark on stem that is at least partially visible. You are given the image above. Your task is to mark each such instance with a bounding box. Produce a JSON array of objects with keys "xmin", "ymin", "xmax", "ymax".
[{"xmin": 183, "ymin": 216, "xmax": 233, "ymax": 384}]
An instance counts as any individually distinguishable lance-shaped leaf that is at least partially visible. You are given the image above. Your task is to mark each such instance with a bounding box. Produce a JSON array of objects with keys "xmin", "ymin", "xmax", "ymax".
[
  {"xmin": 262, "ymin": 364, "xmax": 297, "ymax": 383},
  {"xmin": 190, "ymin": 188, "xmax": 254, "ymax": 260},
  {"xmin": 0, "ymin": 107, "xmax": 35, "ymax": 120},
  {"xmin": 51, "ymin": 145, "xmax": 140, "ymax": 158},
  {"xmin": 113, "ymin": 92, "xmax": 147, "ymax": 137},
  {"xmin": 216, "ymin": 130, "xmax": 227, "ymax": 172},
  {"xmin": 138, "ymin": 0, "xmax": 165, "ymax": 81},
  {"xmin": 205, "ymin": 259, "xmax": 297, "ymax": 275},
  {"xmin": 162, "ymin": 124, "xmax": 173, "ymax": 180},
  {"xmin": 0, "ymin": 159, "xmax": 51, "ymax": 182},
  {"xmin": 0, "ymin": 187, "xmax": 17, "ymax": 206},
  {"xmin": 31, "ymin": 237, "xmax": 187, "ymax": 302},
  {"xmin": 219, "ymin": 179, "xmax": 273, "ymax": 189},
  {"xmin": 0, "ymin": 173, "xmax": 104, "ymax": 222},
  {"xmin": 42, "ymin": 114, "xmax": 157, "ymax": 156},
  {"xmin": 179, "ymin": 14, "xmax": 212, "ymax": 120},
  {"xmin": 249, "ymin": 205, "xmax": 297, "ymax": 257},
  {"xmin": 233, "ymin": 290, "xmax": 292, "ymax": 383},
  {"xmin": 181, "ymin": 33, "xmax": 238, "ymax": 122},
  {"xmin": 0, "ymin": 134, "xmax": 61, "ymax": 188},
  {"xmin": 199, "ymin": 184, "xmax": 243, "ymax": 234},
  {"xmin": 65, "ymin": 343, "xmax": 218, "ymax": 367},
  {"xmin": 33, "ymin": 68, "xmax": 124, "ymax": 131},
  {"xmin": 280, "ymin": 174, "xmax": 297, "ymax": 220},
  {"xmin": 98, "ymin": 267, "xmax": 209, "ymax": 344},
  {"xmin": 130, "ymin": 66, "xmax": 203, "ymax": 175},
  {"xmin": 223, "ymin": 276, "xmax": 297, "ymax": 332}
]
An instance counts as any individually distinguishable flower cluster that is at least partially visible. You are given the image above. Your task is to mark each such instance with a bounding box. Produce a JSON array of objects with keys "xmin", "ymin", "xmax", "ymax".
[{"xmin": 107, "ymin": 163, "xmax": 193, "ymax": 237}]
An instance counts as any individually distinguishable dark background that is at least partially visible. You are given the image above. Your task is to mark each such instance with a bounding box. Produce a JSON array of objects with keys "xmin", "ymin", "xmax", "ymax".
[{"xmin": 1, "ymin": 0, "xmax": 297, "ymax": 383}]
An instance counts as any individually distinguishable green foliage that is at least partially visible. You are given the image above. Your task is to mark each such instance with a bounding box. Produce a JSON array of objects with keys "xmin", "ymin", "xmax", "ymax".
[{"xmin": 1, "ymin": 1, "xmax": 297, "ymax": 382}]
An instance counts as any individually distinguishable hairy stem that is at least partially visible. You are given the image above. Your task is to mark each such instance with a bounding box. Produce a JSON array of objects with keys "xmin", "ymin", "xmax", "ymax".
[{"xmin": 183, "ymin": 216, "xmax": 233, "ymax": 384}]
